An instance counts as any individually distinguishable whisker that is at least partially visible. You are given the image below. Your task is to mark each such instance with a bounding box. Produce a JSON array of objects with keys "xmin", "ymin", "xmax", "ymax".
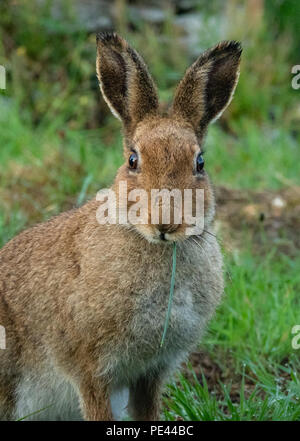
[
  {"xmin": 193, "ymin": 234, "xmax": 232, "ymax": 283},
  {"xmin": 203, "ymin": 229, "xmax": 225, "ymax": 248},
  {"xmin": 190, "ymin": 236, "xmax": 214, "ymax": 268},
  {"xmin": 189, "ymin": 237, "xmax": 223, "ymax": 294},
  {"xmin": 203, "ymin": 229, "xmax": 219, "ymax": 240},
  {"xmin": 197, "ymin": 234, "xmax": 211, "ymax": 249},
  {"xmin": 190, "ymin": 236, "xmax": 203, "ymax": 250}
]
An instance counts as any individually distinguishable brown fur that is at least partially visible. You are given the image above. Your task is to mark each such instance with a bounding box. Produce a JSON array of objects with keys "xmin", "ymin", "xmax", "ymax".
[{"xmin": 0, "ymin": 33, "xmax": 241, "ymax": 420}]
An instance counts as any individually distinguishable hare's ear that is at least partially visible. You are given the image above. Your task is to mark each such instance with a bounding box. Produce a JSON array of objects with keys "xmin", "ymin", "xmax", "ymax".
[
  {"xmin": 96, "ymin": 32, "xmax": 159, "ymax": 131},
  {"xmin": 171, "ymin": 41, "xmax": 242, "ymax": 138}
]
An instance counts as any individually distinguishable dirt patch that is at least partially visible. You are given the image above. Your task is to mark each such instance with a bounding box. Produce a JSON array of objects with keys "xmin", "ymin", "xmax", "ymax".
[
  {"xmin": 0, "ymin": 152, "xmax": 83, "ymax": 225},
  {"xmin": 215, "ymin": 185, "xmax": 300, "ymax": 256},
  {"xmin": 182, "ymin": 351, "xmax": 257, "ymax": 405}
]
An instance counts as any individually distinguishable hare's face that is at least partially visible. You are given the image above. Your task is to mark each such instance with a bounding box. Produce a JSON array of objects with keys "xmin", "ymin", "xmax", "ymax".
[
  {"xmin": 115, "ymin": 118, "xmax": 214, "ymax": 243},
  {"xmin": 96, "ymin": 33, "xmax": 241, "ymax": 243}
]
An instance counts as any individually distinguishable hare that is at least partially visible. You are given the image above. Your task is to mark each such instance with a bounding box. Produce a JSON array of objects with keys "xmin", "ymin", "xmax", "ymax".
[{"xmin": 0, "ymin": 32, "xmax": 241, "ymax": 421}]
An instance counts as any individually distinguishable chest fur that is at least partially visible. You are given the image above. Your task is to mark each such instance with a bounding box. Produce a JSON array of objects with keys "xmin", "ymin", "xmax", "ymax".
[
  {"xmin": 106, "ymin": 282, "xmax": 208, "ymax": 385},
  {"xmin": 96, "ymin": 238, "xmax": 223, "ymax": 384},
  {"xmin": 132, "ymin": 283, "xmax": 204, "ymax": 349}
]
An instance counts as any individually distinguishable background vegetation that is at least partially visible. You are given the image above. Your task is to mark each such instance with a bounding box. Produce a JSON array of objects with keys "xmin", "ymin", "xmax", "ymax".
[{"xmin": 0, "ymin": 0, "xmax": 299, "ymax": 420}]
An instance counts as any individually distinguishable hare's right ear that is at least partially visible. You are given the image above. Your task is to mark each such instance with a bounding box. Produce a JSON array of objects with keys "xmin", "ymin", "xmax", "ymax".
[
  {"xmin": 96, "ymin": 32, "xmax": 159, "ymax": 132},
  {"xmin": 171, "ymin": 41, "xmax": 242, "ymax": 139}
]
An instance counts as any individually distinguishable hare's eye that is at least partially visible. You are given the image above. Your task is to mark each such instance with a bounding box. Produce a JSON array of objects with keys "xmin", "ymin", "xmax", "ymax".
[
  {"xmin": 196, "ymin": 153, "xmax": 205, "ymax": 173},
  {"xmin": 129, "ymin": 152, "xmax": 138, "ymax": 170}
]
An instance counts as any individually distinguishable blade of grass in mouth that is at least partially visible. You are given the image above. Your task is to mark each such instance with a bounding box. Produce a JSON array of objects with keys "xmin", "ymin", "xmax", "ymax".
[{"xmin": 160, "ymin": 241, "xmax": 177, "ymax": 348}]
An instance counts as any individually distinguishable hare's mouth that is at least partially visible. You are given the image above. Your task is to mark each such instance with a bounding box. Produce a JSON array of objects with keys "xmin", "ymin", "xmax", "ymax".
[{"xmin": 132, "ymin": 224, "xmax": 190, "ymax": 245}]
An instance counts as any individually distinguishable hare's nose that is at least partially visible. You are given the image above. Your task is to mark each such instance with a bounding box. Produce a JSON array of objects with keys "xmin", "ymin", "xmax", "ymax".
[
  {"xmin": 158, "ymin": 224, "xmax": 179, "ymax": 240},
  {"xmin": 160, "ymin": 232, "xmax": 166, "ymax": 241}
]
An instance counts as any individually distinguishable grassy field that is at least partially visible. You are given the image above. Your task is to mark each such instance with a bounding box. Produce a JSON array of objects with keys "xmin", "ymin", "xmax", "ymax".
[{"xmin": 0, "ymin": 0, "xmax": 299, "ymax": 421}]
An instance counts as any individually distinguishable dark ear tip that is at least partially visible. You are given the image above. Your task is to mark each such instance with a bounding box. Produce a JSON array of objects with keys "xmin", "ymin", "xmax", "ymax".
[
  {"xmin": 96, "ymin": 31, "xmax": 124, "ymax": 48},
  {"xmin": 219, "ymin": 40, "xmax": 242, "ymax": 57},
  {"xmin": 228, "ymin": 40, "xmax": 242, "ymax": 54},
  {"xmin": 197, "ymin": 40, "xmax": 242, "ymax": 67}
]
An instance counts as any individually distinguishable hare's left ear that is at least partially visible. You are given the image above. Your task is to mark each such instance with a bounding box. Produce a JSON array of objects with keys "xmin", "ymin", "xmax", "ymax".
[
  {"xmin": 171, "ymin": 41, "xmax": 242, "ymax": 138},
  {"xmin": 96, "ymin": 32, "xmax": 159, "ymax": 134}
]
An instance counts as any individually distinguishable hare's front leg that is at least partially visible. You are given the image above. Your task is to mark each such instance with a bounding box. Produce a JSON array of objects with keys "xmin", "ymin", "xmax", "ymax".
[
  {"xmin": 128, "ymin": 372, "xmax": 165, "ymax": 421},
  {"xmin": 79, "ymin": 376, "xmax": 113, "ymax": 421}
]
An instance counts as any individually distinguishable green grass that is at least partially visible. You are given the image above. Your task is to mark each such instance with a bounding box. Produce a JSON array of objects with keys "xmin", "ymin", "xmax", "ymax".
[
  {"xmin": 0, "ymin": 0, "xmax": 299, "ymax": 422},
  {"xmin": 206, "ymin": 122, "xmax": 300, "ymax": 189},
  {"xmin": 164, "ymin": 250, "xmax": 300, "ymax": 421},
  {"xmin": 165, "ymin": 367, "xmax": 300, "ymax": 421},
  {"xmin": 207, "ymin": 251, "xmax": 300, "ymax": 364}
]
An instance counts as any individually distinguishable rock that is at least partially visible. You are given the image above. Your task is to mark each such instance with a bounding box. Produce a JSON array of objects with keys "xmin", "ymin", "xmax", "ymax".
[
  {"xmin": 128, "ymin": 5, "xmax": 167, "ymax": 25},
  {"xmin": 271, "ymin": 196, "xmax": 287, "ymax": 217},
  {"xmin": 174, "ymin": 13, "xmax": 223, "ymax": 58},
  {"xmin": 37, "ymin": 0, "xmax": 113, "ymax": 32},
  {"xmin": 35, "ymin": 0, "xmax": 220, "ymax": 59},
  {"xmin": 74, "ymin": 0, "xmax": 113, "ymax": 32},
  {"xmin": 176, "ymin": 0, "xmax": 200, "ymax": 12}
]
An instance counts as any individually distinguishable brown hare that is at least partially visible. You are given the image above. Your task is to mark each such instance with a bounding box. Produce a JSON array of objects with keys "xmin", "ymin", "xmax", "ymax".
[{"xmin": 0, "ymin": 32, "xmax": 241, "ymax": 421}]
